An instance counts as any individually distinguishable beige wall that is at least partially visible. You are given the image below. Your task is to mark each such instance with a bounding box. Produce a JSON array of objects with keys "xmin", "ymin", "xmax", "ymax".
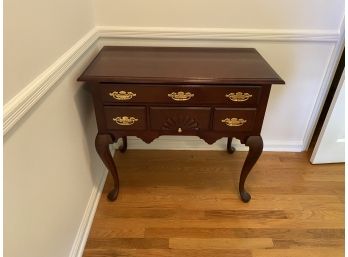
[
  {"xmin": 94, "ymin": 0, "xmax": 344, "ymax": 30},
  {"xmin": 4, "ymin": 1, "xmax": 99, "ymax": 257},
  {"xmin": 4, "ymin": 45, "xmax": 103, "ymax": 257},
  {"xmin": 4, "ymin": 0, "xmax": 95, "ymax": 103}
]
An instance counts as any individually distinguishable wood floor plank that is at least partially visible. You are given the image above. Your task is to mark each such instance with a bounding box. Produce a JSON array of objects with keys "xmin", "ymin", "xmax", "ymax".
[
  {"xmin": 83, "ymin": 249, "xmax": 252, "ymax": 257},
  {"xmin": 252, "ymin": 248, "xmax": 344, "ymax": 257},
  {"xmin": 89, "ymin": 217, "xmax": 343, "ymax": 229},
  {"xmin": 82, "ymin": 150, "xmax": 344, "ymax": 257},
  {"xmin": 88, "ymin": 228, "xmax": 145, "ymax": 239},
  {"xmin": 169, "ymin": 238, "xmax": 274, "ymax": 249},
  {"xmin": 205, "ymin": 210, "xmax": 288, "ymax": 219},
  {"xmin": 96, "ymin": 191, "xmax": 307, "ymax": 210},
  {"xmin": 272, "ymin": 238, "xmax": 344, "ymax": 248},
  {"xmin": 144, "ymin": 228, "xmax": 344, "ymax": 240},
  {"xmin": 302, "ymin": 172, "xmax": 344, "ymax": 182},
  {"xmin": 94, "ymin": 207, "xmax": 206, "ymax": 219},
  {"xmin": 85, "ymin": 238, "xmax": 169, "ymax": 249}
]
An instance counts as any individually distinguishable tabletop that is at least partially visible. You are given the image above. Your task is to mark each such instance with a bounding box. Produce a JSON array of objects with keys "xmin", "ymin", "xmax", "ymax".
[{"xmin": 78, "ymin": 46, "xmax": 285, "ymax": 85}]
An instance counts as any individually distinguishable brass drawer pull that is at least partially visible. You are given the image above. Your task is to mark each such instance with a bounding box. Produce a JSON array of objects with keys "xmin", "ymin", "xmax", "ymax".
[
  {"xmin": 168, "ymin": 91, "xmax": 194, "ymax": 101},
  {"xmin": 221, "ymin": 118, "xmax": 247, "ymax": 127},
  {"xmin": 109, "ymin": 91, "xmax": 136, "ymax": 100},
  {"xmin": 226, "ymin": 92, "xmax": 252, "ymax": 102},
  {"xmin": 113, "ymin": 116, "xmax": 138, "ymax": 126}
]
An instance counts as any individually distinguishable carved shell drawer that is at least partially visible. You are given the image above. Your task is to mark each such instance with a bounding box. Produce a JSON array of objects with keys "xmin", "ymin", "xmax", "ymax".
[{"xmin": 150, "ymin": 107, "xmax": 211, "ymax": 133}]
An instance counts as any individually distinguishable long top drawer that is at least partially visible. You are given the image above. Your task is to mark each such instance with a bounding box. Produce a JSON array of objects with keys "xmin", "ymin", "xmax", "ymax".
[{"xmin": 100, "ymin": 84, "xmax": 262, "ymax": 107}]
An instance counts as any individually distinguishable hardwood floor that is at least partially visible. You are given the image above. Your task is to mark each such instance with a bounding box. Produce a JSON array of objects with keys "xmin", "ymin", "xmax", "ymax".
[{"xmin": 83, "ymin": 150, "xmax": 344, "ymax": 257}]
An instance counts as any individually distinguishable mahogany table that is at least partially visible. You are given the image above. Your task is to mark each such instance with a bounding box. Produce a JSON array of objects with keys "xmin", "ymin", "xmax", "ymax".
[{"xmin": 78, "ymin": 46, "xmax": 284, "ymax": 203}]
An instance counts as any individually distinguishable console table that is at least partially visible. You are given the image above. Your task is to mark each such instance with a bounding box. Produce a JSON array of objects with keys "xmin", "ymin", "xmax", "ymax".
[{"xmin": 78, "ymin": 46, "xmax": 284, "ymax": 203}]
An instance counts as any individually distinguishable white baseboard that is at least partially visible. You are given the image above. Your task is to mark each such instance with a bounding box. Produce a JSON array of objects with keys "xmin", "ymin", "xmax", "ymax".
[
  {"xmin": 69, "ymin": 168, "xmax": 108, "ymax": 257},
  {"xmin": 114, "ymin": 136, "xmax": 303, "ymax": 152}
]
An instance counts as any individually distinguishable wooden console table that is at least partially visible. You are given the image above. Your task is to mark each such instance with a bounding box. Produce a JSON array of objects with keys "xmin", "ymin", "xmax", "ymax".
[{"xmin": 78, "ymin": 46, "xmax": 284, "ymax": 203}]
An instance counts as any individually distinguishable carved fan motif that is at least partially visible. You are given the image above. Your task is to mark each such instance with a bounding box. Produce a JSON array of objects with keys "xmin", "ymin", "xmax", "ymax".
[{"xmin": 162, "ymin": 115, "xmax": 199, "ymax": 130}]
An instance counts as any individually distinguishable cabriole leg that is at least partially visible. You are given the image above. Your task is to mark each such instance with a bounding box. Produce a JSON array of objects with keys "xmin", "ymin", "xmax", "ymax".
[
  {"xmin": 239, "ymin": 136, "xmax": 263, "ymax": 203},
  {"xmin": 95, "ymin": 134, "xmax": 120, "ymax": 201},
  {"xmin": 119, "ymin": 136, "xmax": 127, "ymax": 153},
  {"xmin": 227, "ymin": 137, "xmax": 235, "ymax": 154}
]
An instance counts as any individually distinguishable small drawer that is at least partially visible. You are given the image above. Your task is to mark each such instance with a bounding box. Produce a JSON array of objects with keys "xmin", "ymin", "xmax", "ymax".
[
  {"xmin": 213, "ymin": 108, "xmax": 257, "ymax": 132},
  {"xmin": 219, "ymin": 87, "xmax": 260, "ymax": 106},
  {"xmin": 102, "ymin": 85, "xmax": 139, "ymax": 103},
  {"xmin": 104, "ymin": 106, "xmax": 146, "ymax": 130},
  {"xmin": 101, "ymin": 84, "xmax": 261, "ymax": 106},
  {"xmin": 150, "ymin": 107, "xmax": 211, "ymax": 132}
]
